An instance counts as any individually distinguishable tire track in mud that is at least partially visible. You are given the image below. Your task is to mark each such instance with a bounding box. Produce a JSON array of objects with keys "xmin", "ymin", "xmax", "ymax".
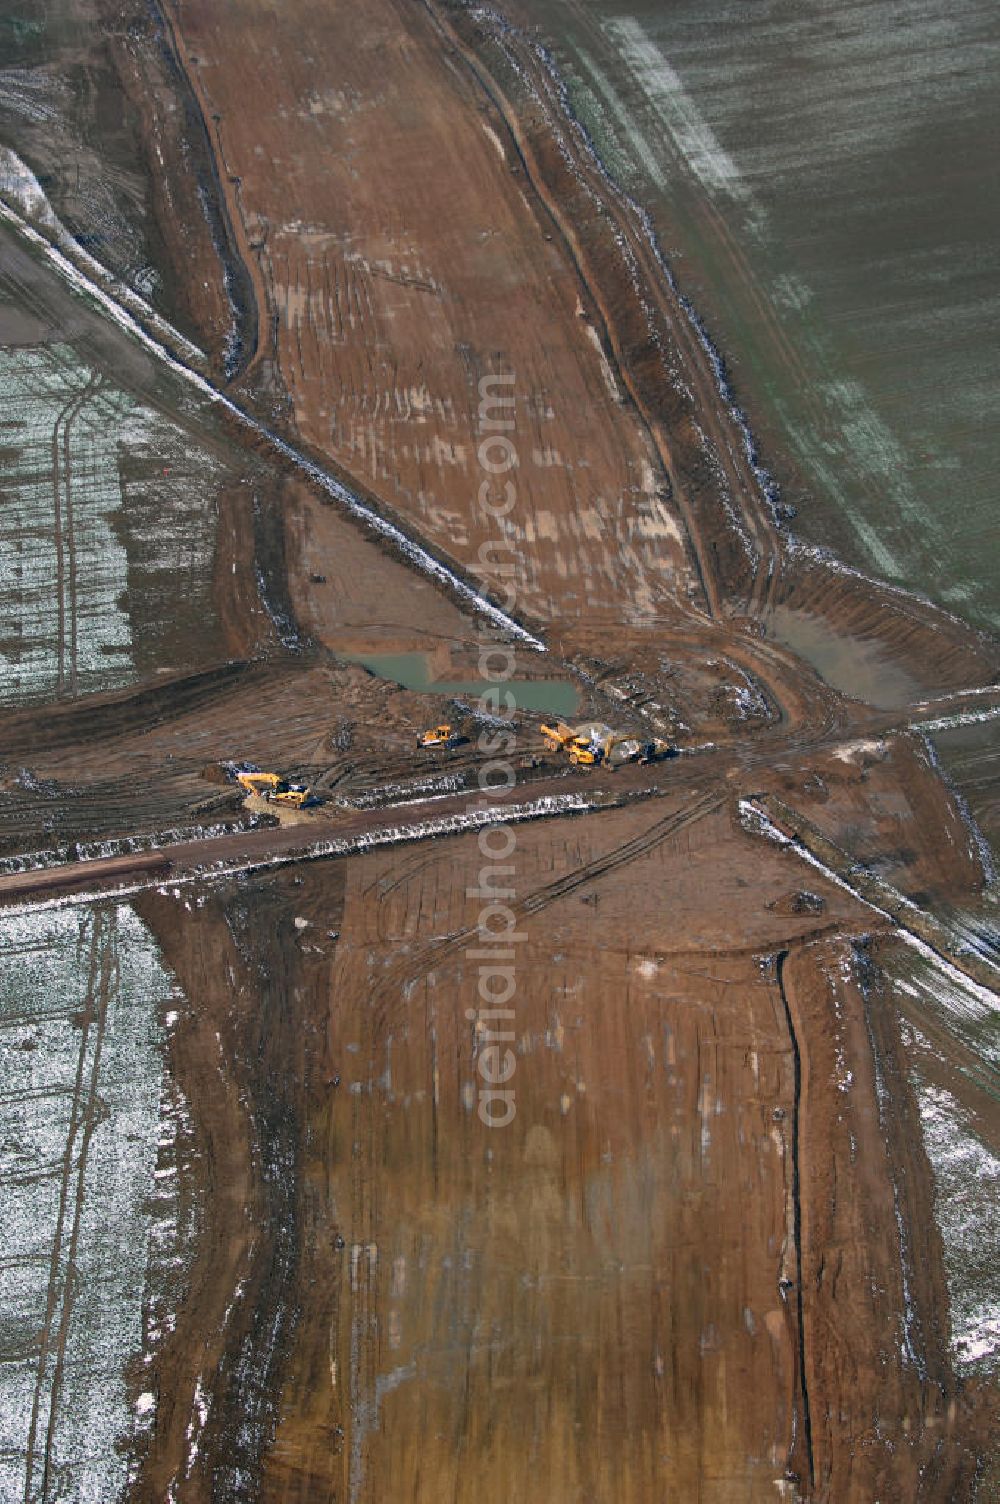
[
  {"xmin": 11, "ymin": 347, "xmax": 109, "ymax": 701},
  {"xmin": 21, "ymin": 906, "xmax": 116, "ymax": 1504},
  {"xmin": 20, "ymin": 910, "xmax": 103, "ymax": 1504},
  {"xmin": 39, "ymin": 913, "xmax": 118, "ymax": 1502},
  {"xmin": 54, "ymin": 373, "xmax": 104, "ymax": 699},
  {"xmin": 520, "ymin": 788, "xmax": 722, "ymax": 912},
  {"xmin": 368, "ymin": 789, "xmax": 723, "ymax": 1032}
]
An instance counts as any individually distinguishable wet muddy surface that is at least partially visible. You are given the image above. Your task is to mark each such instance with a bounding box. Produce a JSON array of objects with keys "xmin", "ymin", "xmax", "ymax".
[
  {"xmin": 765, "ymin": 604, "xmax": 922, "ymax": 710},
  {"xmin": 0, "ymin": 0, "xmax": 997, "ymax": 1498}
]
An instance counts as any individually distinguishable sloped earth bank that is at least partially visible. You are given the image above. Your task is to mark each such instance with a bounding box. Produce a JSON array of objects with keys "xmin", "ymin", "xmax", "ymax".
[{"xmin": 0, "ymin": 0, "xmax": 997, "ymax": 1498}]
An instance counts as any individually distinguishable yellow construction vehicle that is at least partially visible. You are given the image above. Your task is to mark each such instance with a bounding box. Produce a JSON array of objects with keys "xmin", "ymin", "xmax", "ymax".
[
  {"xmin": 271, "ymin": 783, "xmax": 312, "ymax": 807},
  {"xmin": 234, "ymin": 769, "xmax": 313, "ymax": 807},
  {"xmin": 543, "ymin": 721, "xmax": 602, "ymax": 766},
  {"xmin": 235, "ymin": 770, "xmax": 283, "ymax": 795},
  {"xmin": 568, "ymin": 741, "xmax": 599, "ymax": 766},
  {"xmin": 543, "ymin": 720, "xmax": 672, "ymax": 771},
  {"xmin": 541, "ymin": 721, "xmax": 578, "ymax": 752},
  {"xmin": 554, "ymin": 722, "xmax": 612, "ymax": 768},
  {"xmin": 419, "ymin": 724, "xmax": 457, "ymax": 749},
  {"xmin": 603, "ymin": 734, "xmax": 642, "ymax": 769},
  {"xmin": 641, "ymin": 738, "xmax": 675, "ymax": 765}
]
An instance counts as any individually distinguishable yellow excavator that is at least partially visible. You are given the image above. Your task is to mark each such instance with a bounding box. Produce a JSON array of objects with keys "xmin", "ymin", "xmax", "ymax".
[
  {"xmin": 236, "ymin": 770, "xmax": 281, "ymax": 796},
  {"xmin": 235, "ymin": 770, "xmax": 313, "ymax": 807}
]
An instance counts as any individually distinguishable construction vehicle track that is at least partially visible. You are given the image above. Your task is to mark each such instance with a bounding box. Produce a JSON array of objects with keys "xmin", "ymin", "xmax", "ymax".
[
  {"xmin": 21, "ymin": 908, "xmax": 117, "ymax": 1504},
  {"xmin": 366, "ymin": 789, "xmax": 724, "ymax": 1033}
]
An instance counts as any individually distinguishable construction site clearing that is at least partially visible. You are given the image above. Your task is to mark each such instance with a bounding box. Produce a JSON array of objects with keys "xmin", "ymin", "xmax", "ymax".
[
  {"xmin": 0, "ymin": 0, "xmax": 997, "ymax": 1497},
  {"xmin": 219, "ymin": 719, "xmax": 674, "ymax": 828},
  {"xmin": 230, "ymin": 765, "xmax": 317, "ymax": 807},
  {"xmin": 540, "ymin": 720, "xmax": 675, "ymax": 768},
  {"xmin": 414, "ymin": 716, "xmax": 675, "ymax": 767}
]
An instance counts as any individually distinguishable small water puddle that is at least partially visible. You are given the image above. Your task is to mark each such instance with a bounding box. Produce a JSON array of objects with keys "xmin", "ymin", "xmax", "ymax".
[
  {"xmin": 348, "ymin": 651, "xmax": 579, "ymax": 717},
  {"xmin": 766, "ymin": 606, "xmax": 920, "ymax": 709}
]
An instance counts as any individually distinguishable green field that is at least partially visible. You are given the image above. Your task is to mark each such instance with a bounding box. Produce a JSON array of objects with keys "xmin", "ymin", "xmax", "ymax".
[{"xmin": 526, "ymin": 0, "xmax": 1000, "ymax": 630}]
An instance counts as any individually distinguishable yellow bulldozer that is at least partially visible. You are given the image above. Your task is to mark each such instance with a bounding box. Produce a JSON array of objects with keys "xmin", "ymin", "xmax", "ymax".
[{"xmin": 418, "ymin": 723, "xmax": 459, "ymax": 749}]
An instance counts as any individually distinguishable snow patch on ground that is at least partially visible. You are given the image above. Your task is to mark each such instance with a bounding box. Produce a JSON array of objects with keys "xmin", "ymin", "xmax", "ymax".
[
  {"xmin": 583, "ymin": 322, "xmax": 622, "ymax": 401},
  {"xmin": 831, "ymin": 739, "xmax": 885, "ymax": 764},
  {"xmin": 914, "ymin": 705, "xmax": 1000, "ymax": 735},
  {"xmin": 0, "ymin": 340, "xmax": 221, "ymax": 705},
  {"xmin": 895, "ymin": 930, "xmax": 1000, "ymax": 1015},
  {"xmin": 0, "ymin": 902, "xmax": 178, "ymax": 1499},
  {"xmin": 602, "ymin": 19, "xmax": 751, "ymax": 207},
  {"xmin": 0, "ymin": 346, "xmax": 134, "ymax": 702},
  {"xmin": 481, "ymin": 122, "xmax": 507, "ymax": 160},
  {"xmin": 901, "ymin": 1026, "xmax": 1000, "ymax": 1376}
]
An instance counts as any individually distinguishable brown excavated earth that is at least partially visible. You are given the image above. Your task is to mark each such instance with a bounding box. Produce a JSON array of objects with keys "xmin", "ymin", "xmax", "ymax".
[
  {"xmin": 126, "ymin": 799, "xmax": 992, "ymax": 1503},
  {"xmin": 146, "ymin": 0, "xmax": 998, "ymax": 714},
  {"xmin": 1, "ymin": 0, "xmax": 998, "ymax": 1498},
  {"xmin": 161, "ymin": 0, "xmax": 701, "ymax": 635}
]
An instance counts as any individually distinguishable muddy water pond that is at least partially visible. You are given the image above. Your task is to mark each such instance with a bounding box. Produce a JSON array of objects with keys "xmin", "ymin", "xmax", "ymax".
[
  {"xmin": 348, "ymin": 650, "xmax": 580, "ymax": 716},
  {"xmin": 765, "ymin": 604, "xmax": 921, "ymax": 708}
]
